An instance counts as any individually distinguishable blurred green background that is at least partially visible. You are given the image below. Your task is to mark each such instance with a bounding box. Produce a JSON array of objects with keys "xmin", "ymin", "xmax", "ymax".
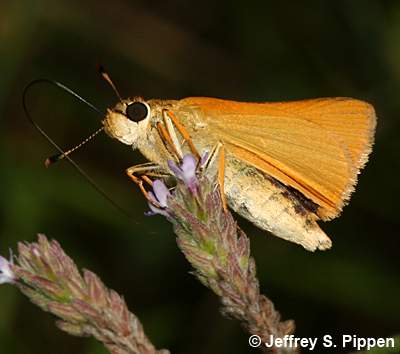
[{"xmin": 1, "ymin": 1, "xmax": 399, "ymax": 353}]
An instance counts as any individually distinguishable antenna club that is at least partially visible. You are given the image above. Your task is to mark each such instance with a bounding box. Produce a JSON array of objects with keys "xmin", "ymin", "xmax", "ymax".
[
  {"xmin": 45, "ymin": 153, "xmax": 62, "ymax": 167},
  {"xmin": 44, "ymin": 157, "xmax": 52, "ymax": 168},
  {"xmin": 97, "ymin": 64, "xmax": 106, "ymax": 74}
]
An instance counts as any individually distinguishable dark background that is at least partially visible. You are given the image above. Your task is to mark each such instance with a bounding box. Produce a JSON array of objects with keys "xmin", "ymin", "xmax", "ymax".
[{"xmin": 1, "ymin": 1, "xmax": 399, "ymax": 353}]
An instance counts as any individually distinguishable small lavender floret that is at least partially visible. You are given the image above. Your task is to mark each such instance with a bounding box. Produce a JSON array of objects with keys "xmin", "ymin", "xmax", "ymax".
[
  {"xmin": 0, "ymin": 253, "xmax": 15, "ymax": 284},
  {"xmin": 168, "ymin": 154, "xmax": 198, "ymax": 194},
  {"xmin": 147, "ymin": 154, "xmax": 199, "ymax": 216},
  {"xmin": 147, "ymin": 179, "xmax": 171, "ymax": 217}
]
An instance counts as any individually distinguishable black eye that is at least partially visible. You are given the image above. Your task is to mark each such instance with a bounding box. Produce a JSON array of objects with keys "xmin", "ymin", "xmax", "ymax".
[{"xmin": 126, "ymin": 102, "xmax": 149, "ymax": 122}]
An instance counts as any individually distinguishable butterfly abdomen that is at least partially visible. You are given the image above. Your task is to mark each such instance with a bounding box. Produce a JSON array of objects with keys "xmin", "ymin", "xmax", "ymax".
[{"xmin": 224, "ymin": 155, "xmax": 332, "ymax": 251}]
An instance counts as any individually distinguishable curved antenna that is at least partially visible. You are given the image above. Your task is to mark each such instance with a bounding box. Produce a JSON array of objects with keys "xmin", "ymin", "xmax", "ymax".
[
  {"xmin": 24, "ymin": 79, "xmax": 103, "ymax": 116},
  {"xmin": 22, "ymin": 79, "xmax": 137, "ymax": 221}
]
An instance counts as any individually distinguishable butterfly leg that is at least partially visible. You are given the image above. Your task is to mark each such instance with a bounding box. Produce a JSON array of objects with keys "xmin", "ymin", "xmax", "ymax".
[
  {"xmin": 216, "ymin": 144, "xmax": 227, "ymax": 212},
  {"xmin": 126, "ymin": 162, "xmax": 169, "ymax": 203},
  {"xmin": 156, "ymin": 121, "xmax": 182, "ymax": 162},
  {"xmin": 162, "ymin": 109, "xmax": 201, "ymax": 160},
  {"xmin": 201, "ymin": 142, "xmax": 228, "ymax": 211}
]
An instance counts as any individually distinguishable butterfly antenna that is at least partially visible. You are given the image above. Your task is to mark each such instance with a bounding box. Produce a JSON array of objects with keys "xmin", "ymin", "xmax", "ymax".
[
  {"xmin": 97, "ymin": 65, "xmax": 123, "ymax": 102},
  {"xmin": 22, "ymin": 79, "xmax": 135, "ymax": 220},
  {"xmin": 45, "ymin": 126, "xmax": 104, "ymax": 167}
]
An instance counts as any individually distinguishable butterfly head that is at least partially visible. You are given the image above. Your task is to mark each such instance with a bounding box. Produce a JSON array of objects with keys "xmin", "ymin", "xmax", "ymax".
[{"xmin": 103, "ymin": 98, "xmax": 152, "ymax": 147}]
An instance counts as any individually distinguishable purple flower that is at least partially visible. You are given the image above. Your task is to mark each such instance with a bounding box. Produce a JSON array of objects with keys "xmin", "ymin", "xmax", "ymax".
[
  {"xmin": 0, "ymin": 253, "xmax": 15, "ymax": 284},
  {"xmin": 147, "ymin": 179, "xmax": 171, "ymax": 217},
  {"xmin": 168, "ymin": 154, "xmax": 198, "ymax": 194},
  {"xmin": 146, "ymin": 154, "xmax": 202, "ymax": 216}
]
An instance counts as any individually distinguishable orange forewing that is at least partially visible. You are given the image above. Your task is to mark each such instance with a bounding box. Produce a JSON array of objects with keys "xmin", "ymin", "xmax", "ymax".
[{"xmin": 181, "ymin": 97, "xmax": 376, "ymax": 220}]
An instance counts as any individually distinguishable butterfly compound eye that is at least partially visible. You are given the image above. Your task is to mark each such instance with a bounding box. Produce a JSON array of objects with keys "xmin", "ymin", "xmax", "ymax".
[{"xmin": 126, "ymin": 102, "xmax": 149, "ymax": 122}]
